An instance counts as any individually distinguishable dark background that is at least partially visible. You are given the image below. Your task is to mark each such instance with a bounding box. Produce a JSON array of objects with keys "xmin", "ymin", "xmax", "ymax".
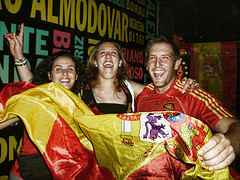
[
  {"xmin": 157, "ymin": 0, "xmax": 240, "ymax": 120},
  {"xmin": 158, "ymin": 0, "xmax": 240, "ymax": 42}
]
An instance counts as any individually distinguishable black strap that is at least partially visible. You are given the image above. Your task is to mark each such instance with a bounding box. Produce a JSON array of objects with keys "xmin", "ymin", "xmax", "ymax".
[
  {"xmin": 82, "ymin": 84, "xmax": 133, "ymax": 114},
  {"xmin": 18, "ymin": 153, "xmax": 52, "ymax": 180}
]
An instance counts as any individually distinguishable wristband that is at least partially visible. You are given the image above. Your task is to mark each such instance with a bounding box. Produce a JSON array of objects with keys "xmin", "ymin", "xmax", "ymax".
[{"xmin": 15, "ymin": 58, "xmax": 28, "ymax": 66}]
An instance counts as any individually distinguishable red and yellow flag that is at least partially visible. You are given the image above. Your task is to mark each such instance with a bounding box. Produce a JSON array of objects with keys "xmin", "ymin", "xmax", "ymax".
[
  {"xmin": 182, "ymin": 41, "xmax": 237, "ymax": 115},
  {"xmin": 0, "ymin": 82, "xmax": 239, "ymax": 179}
]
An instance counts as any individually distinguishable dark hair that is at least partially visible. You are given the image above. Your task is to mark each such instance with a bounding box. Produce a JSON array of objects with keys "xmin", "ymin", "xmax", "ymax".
[
  {"xmin": 31, "ymin": 51, "xmax": 86, "ymax": 95},
  {"xmin": 86, "ymin": 41, "xmax": 129, "ymax": 91},
  {"xmin": 145, "ymin": 36, "xmax": 180, "ymax": 62}
]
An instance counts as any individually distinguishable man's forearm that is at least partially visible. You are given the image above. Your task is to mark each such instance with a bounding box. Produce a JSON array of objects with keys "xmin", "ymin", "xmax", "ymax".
[{"xmin": 225, "ymin": 121, "xmax": 240, "ymax": 155}]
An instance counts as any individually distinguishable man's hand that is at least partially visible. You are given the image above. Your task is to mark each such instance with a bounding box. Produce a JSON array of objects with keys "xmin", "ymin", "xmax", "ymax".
[
  {"xmin": 181, "ymin": 77, "xmax": 199, "ymax": 93},
  {"xmin": 5, "ymin": 23, "xmax": 24, "ymax": 60},
  {"xmin": 198, "ymin": 133, "xmax": 236, "ymax": 171}
]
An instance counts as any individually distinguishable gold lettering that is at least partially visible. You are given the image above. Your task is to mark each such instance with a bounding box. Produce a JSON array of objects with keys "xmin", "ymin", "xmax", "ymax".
[
  {"xmin": 129, "ymin": 17, "xmax": 144, "ymax": 32},
  {"xmin": 47, "ymin": 0, "xmax": 58, "ymax": 24},
  {"xmin": 113, "ymin": 10, "xmax": 121, "ymax": 40},
  {"xmin": 9, "ymin": 136, "xmax": 17, "ymax": 161},
  {"xmin": 125, "ymin": 0, "xmax": 145, "ymax": 17},
  {"xmin": 87, "ymin": 0, "xmax": 97, "ymax": 33},
  {"xmin": 98, "ymin": 3, "xmax": 107, "ymax": 37},
  {"xmin": 126, "ymin": 0, "xmax": 130, "ymax": 10},
  {"xmin": 88, "ymin": 38, "xmax": 100, "ymax": 55},
  {"xmin": 59, "ymin": 0, "xmax": 75, "ymax": 28},
  {"xmin": 76, "ymin": 0, "xmax": 87, "ymax": 31},
  {"xmin": 30, "ymin": 0, "xmax": 46, "ymax": 21},
  {"xmin": 107, "ymin": 6, "xmax": 115, "ymax": 39},
  {"xmin": 0, "ymin": 138, "xmax": 7, "ymax": 163},
  {"xmin": 122, "ymin": 12, "xmax": 128, "ymax": 42},
  {"xmin": 4, "ymin": 0, "xmax": 22, "ymax": 14}
]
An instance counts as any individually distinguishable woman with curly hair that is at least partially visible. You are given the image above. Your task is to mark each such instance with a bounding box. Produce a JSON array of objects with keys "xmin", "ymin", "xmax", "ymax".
[
  {"xmin": 0, "ymin": 52, "xmax": 85, "ymax": 179},
  {"xmin": 4, "ymin": 24, "xmax": 86, "ymax": 180},
  {"xmin": 4, "ymin": 23, "xmax": 86, "ymax": 96},
  {"xmin": 31, "ymin": 51, "xmax": 86, "ymax": 95}
]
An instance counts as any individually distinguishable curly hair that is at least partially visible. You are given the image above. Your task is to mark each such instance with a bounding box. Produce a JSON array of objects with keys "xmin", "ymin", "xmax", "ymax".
[
  {"xmin": 31, "ymin": 51, "xmax": 86, "ymax": 95},
  {"xmin": 86, "ymin": 41, "xmax": 129, "ymax": 91},
  {"xmin": 145, "ymin": 36, "xmax": 180, "ymax": 62}
]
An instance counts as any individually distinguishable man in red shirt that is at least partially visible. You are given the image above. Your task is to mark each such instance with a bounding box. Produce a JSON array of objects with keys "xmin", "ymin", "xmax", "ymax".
[{"xmin": 135, "ymin": 36, "xmax": 240, "ymax": 172}]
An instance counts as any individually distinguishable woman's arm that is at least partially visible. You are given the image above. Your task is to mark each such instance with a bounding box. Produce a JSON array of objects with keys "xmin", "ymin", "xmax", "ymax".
[
  {"xmin": 5, "ymin": 23, "xmax": 33, "ymax": 82},
  {"xmin": 128, "ymin": 80, "xmax": 145, "ymax": 99},
  {"xmin": 0, "ymin": 103, "xmax": 20, "ymax": 130},
  {"xmin": 129, "ymin": 78, "xmax": 199, "ymax": 99},
  {"xmin": 0, "ymin": 117, "xmax": 20, "ymax": 130}
]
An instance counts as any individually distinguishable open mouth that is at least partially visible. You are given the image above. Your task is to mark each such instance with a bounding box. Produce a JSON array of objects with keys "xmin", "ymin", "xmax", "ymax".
[
  {"xmin": 104, "ymin": 62, "xmax": 113, "ymax": 68},
  {"xmin": 154, "ymin": 70, "xmax": 164, "ymax": 78},
  {"xmin": 60, "ymin": 79, "xmax": 70, "ymax": 83}
]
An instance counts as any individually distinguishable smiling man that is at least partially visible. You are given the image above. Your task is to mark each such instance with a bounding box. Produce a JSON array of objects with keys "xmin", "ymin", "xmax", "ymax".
[{"xmin": 135, "ymin": 36, "xmax": 240, "ymax": 175}]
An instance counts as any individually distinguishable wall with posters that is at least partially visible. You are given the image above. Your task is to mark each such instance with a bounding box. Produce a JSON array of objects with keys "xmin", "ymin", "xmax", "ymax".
[{"xmin": 0, "ymin": 0, "xmax": 157, "ymax": 178}]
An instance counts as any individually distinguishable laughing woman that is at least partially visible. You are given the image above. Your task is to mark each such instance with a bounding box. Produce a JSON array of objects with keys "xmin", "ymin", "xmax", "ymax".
[
  {"xmin": 0, "ymin": 51, "xmax": 85, "ymax": 179},
  {"xmin": 82, "ymin": 41, "xmax": 143, "ymax": 114}
]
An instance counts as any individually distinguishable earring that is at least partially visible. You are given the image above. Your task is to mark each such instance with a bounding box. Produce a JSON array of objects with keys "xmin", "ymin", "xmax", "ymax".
[
  {"xmin": 48, "ymin": 73, "xmax": 51, "ymax": 80},
  {"xmin": 119, "ymin": 64, "xmax": 121, "ymax": 67},
  {"xmin": 95, "ymin": 64, "xmax": 98, "ymax": 67}
]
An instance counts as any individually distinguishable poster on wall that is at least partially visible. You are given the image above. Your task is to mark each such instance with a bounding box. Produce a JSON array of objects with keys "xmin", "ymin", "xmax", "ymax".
[{"xmin": 0, "ymin": 0, "xmax": 157, "ymax": 178}]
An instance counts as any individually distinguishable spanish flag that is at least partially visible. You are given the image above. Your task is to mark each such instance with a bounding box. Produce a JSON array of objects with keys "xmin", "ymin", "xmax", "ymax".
[
  {"xmin": 0, "ymin": 82, "xmax": 239, "ymax": 179},
  {"xmin": 182, "ymin": 41, "xmax": 237, "ymax": 115}
]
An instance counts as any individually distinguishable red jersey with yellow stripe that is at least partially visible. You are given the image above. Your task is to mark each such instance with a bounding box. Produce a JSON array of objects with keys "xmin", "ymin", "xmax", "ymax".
[{"xmin": 135, "ymin": 79, "xmax": 234, "ymax": 130}]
